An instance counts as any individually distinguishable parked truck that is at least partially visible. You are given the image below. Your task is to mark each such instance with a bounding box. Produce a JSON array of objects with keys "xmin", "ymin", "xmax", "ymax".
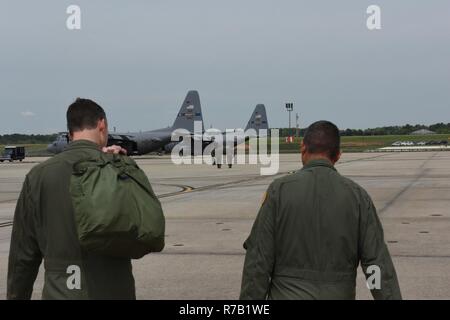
[{"xmin": 0, "ymin": 146, "xmax": 25, "ymax": 162}]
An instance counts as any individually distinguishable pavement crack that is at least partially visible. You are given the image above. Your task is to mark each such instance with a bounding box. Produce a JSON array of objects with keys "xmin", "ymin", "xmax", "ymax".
[{"xmin": 378, "ymin": 152, "xmax": 437, "ymax": 215}]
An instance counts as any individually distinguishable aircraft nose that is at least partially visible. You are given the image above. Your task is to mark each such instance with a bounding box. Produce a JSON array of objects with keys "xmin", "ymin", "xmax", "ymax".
[{"xmin": 46, "ymin": 144, "xmax": 55, "ymax": 153}]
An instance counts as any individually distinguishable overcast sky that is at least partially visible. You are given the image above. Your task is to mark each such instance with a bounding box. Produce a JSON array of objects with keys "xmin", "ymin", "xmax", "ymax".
[{"xmin": 0, "ymin": 1, "xmax": 449, "ymax": 134}]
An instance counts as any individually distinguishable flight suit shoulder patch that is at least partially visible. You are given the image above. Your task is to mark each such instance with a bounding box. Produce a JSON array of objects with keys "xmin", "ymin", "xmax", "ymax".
[{"xmin": 261, "ymin": 191, "xmax": 268, "ymax": 207}]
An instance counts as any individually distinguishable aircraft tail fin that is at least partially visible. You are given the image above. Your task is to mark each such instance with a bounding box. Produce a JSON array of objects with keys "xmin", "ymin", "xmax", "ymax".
[
  {"xmin": 245, "ymin": 104, "xmax": 269, "ymax": 135},
  {"xmin": 172, "ymin": 90, "xmax": 204, "ymax": 133}
]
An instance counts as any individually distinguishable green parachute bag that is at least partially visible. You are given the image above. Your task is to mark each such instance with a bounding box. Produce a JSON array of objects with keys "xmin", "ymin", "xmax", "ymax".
[{"xmin": 70, "ymin": 153, "xmax": 165, "ymax": 259}]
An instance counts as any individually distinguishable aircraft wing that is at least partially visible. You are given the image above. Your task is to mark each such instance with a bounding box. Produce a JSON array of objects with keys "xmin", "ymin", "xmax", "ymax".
[{"xmin": 150, "ymin": 137, "xmax": 163, "ymax": 143}]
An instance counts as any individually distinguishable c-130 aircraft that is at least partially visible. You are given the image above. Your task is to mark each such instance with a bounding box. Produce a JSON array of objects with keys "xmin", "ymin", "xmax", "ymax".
[
  {"xmin": 47, "ymin": 91, "xmax": 204, "ymax": 155},
  {"xmin": 47, "ymin": 91, "xmax": 269, "ymax": 169}
]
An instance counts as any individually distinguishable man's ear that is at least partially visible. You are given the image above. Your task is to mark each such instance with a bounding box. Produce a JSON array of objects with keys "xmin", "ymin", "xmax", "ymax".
[
  {"xmin": 300, "ymin": 140, "xmax": 306, "ymax": 154},
  {"xmin": 334, "ymin": 151, "xmax": 342, "ymax": 164},
  {"xmin": 98, "ymin": 118, "xmax": 107, "ymax": 132}
]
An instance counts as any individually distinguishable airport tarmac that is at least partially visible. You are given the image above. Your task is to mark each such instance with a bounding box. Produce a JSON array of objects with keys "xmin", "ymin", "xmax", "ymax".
[{"xmin": 0, "ymin": 152, "xmax": 449, "ymax": 299}]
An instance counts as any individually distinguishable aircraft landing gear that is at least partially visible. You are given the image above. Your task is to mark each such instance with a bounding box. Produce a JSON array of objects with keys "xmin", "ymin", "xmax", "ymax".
[
  {"xmin": 217, "ymin": 164, "xmax": 222, "ymax": 169},
  {"xmin": 228, "ymin": 164, "xmax": 232, "ymax": 168}
]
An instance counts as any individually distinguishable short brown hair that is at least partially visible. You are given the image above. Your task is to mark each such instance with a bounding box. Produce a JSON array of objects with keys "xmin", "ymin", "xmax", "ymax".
[{"xmin": 66, "ymin": 98, "xmax": 106, "ymax": 134}]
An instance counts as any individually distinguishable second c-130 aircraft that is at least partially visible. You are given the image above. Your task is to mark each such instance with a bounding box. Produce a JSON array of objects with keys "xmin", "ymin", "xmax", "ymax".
[
  {"xmin": 168, "ymin": 104, "xmax": 269, "ymax": 168},
  {"xmin": 47, "ymin": 91, "xmax": 204, "ymax": 155}
]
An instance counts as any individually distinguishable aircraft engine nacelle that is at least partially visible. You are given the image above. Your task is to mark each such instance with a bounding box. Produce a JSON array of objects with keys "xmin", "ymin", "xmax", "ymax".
[{"xmin": 164, "ymin": 142, "xmax": 179, "ymax": 153}]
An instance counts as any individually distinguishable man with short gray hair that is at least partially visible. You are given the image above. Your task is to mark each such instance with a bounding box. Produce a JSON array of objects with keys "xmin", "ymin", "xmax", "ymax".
[{"xmin": 240, "ymin": 120, "xmax": 401, "ymax": 300}]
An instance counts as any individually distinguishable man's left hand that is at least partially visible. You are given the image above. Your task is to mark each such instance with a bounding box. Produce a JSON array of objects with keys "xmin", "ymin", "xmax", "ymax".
[{"xmin": 102, "ymin": 145, "xmax": 127, "ymax": 155}]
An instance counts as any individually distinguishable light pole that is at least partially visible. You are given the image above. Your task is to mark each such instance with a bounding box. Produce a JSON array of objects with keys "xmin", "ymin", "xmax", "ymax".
[
  {"xmin": 285, "ymin": 102, "xmax": 293, "ymax": 136},
  {"xmin": 296, "ymin": 113, "xmax": 300, "ymax": 137}
]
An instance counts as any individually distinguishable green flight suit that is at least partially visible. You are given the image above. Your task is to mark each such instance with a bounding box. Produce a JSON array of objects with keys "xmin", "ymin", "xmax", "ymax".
[
  {"xmin": 7, "ymin": 140, "xmax": 147, "ymax": 299},
  {"xmin": 240, "ymin": 159, "xmax": 402, "ymax": 300}
]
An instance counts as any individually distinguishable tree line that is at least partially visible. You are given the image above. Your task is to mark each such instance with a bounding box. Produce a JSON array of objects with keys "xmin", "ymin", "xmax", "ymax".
[
  {"xmin": 340, "ymin": 123, "xmax": 450, "ymax": 136},
  {"xmin": 0, "ymin": 134, "xmax": 58, "ymax": 145},
  {"xmin": 1, "ymin": 123, "xmax": 450, "ymax": 143},
  {"xmin": 276, "ymin": 123, "xmax": 450, "ymax": 137}
]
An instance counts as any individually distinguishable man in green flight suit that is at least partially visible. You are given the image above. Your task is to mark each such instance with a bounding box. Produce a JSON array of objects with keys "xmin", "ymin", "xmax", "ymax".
[
  {"xmin": 7, "ymin": 98, "xmax": 154, "ymax": 299},
  {"xmin": 240, "ymin": 120, "xmax": 401, "ymax": 300}
]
